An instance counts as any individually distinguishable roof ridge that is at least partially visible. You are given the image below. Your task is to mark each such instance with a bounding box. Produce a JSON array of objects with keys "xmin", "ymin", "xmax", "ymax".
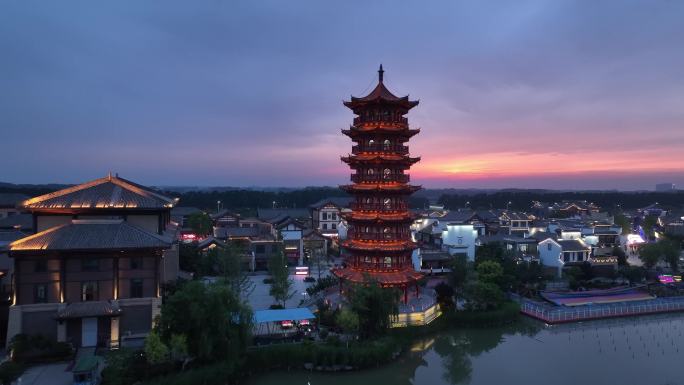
[
  {"xmin": 9, "ymin": 223, "xmax": 69, "ymax": 249},
  {"xmin": 110, "ymin": 177, "xmax": 176, "ymax": 205},
  {"xmin": 21, "ymin": 177, "xmax": 110, "ymax": 207}
]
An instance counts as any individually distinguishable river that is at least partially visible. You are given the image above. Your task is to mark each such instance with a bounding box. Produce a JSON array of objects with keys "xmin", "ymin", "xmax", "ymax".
[{"xmin": 246, "ymin": 313, "xmax": 684, "ymax": 385}]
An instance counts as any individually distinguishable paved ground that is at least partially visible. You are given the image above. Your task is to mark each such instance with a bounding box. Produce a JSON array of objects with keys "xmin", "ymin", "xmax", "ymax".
[
  {"xmin": 16, "ymin": 363, "xmax": 71, "ymax": 385},
  {"xmin": 245, "ymin": 262, "xmax": 335, "ymax": 310}
]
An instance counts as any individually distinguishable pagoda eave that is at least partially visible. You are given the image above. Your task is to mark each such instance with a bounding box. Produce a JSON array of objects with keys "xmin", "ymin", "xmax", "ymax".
[
  {"xmin": 340, "ymin": 184, "xmax": 421, "ymax": 193},
  {"xmin": 332, "ymin": 267, "xmax": 423, "ymax": 286}
]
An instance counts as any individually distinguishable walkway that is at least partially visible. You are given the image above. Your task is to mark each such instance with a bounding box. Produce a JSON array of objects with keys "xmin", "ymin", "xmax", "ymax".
[
  {"xmin": 513, "ymin": 294, "xmax": 684, "ymax": 324},
  {"xmin": 15, "ymin": 363, "xmax": 71, "ymax": 385}
]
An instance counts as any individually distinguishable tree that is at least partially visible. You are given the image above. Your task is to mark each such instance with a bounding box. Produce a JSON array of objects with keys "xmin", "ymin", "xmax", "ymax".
[
  {"xmin": 434, "ymin": 282, "xmax": 455, "ymax": 307},
  {"xmin": 211, "ymin": 243, "xmax": 255, "ymax": 298},
  {"xmin": 639, "ymin": 243, "xmax": 661, "ymax": 269},
  {"xmin": 619, "ymin": 265, "xmax": 647, "ymax": 284},
  {"xmin": 144, "ymin": 330, "xmax": 169, "ymax": 365},
  {"xmin": 187, "ymin": 212, "xmax": 213, "ymax": 236},
  {"xmin": 476, "ymin": 261, "xmax": 504, "ymax": 287},
  {"xmin": 335, "ymin": 308, "xmax": 359, "ymax": 337},
  {"xmin": 612, "ymin": 246, "xmax": 627, "ymax": 266},
  {"xmin": 156, "ymin": 280, "xmax": 252, "ymax": 363},
  {"xmin": 267, "ymin": 252, "xmax": 295, "ymax": 307},
  {"xmin": 614, "ymin": 213, "xmax": 632, "ymax": 234},
  {"xmin": 347, "ymin": 280, "xmax": 399, "ymax": 339},
  {"xmin": 464, "ymin": 281, "xmax": 504, "ymax": 311},
  {"xmin": 641, "ymin": 216, "xmax": 659, "ymax": 241},
  {"xmin": 660, "ymin": 240, "xmax": 681, "ymax": 271},
  {"xmin": 449, "ymin": 255, "xmax": 469, "ymax": 289},
  {"xmin": 179, "ymin": 241, "xmax": 201, "ymax": 273}
]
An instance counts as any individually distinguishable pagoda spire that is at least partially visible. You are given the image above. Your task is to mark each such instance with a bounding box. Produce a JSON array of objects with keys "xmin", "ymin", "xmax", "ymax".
[{"xmin": 378, "ymin": 64, "xmax": 384, "ymax": 83}]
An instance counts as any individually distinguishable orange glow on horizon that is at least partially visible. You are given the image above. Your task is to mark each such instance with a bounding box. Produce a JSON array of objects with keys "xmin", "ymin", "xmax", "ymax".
[{"xmin": 412, "ymin": 149, "xmax": 684, "ymax": 181}]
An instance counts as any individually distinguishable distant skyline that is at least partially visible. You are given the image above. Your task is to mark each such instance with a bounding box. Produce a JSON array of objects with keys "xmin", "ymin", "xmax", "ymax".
[{"xmin": 1, "ymin": 1, "xmax": 683, "ymax": 190}]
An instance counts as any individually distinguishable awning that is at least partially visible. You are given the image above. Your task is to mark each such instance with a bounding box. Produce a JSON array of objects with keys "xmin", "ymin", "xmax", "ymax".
[
  {"xmin": 57, "ymin": 300, "xmax": 121, "ymax": 319},
  {"xmin": 254, "ymin": 308, "xmax": 315, "ymax": 324}
]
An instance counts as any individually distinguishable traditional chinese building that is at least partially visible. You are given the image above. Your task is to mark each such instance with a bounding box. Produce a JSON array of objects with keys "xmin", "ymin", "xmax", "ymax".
[
  {"xmin": 6, "ymin": 174, "xmax": 179, "ymax": 348},
  {"xmin": 332, "ymin": 66, "xmax": 423, "ymax": 303}
]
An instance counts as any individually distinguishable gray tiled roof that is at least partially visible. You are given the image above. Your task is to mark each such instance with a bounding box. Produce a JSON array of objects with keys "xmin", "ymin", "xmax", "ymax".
[
  {"xmin": 22, "ymin": 175, "xmax": 177, "ymax": 210},
  {"xmin": 557, "ymin": 239, "xmax": 591, "ymax": 252},
  {"xmin": 10, "ymin": 219, "xmax": 172, "ymax": 251},
  {"xmin": 309, "ymin": 197, "xmax": 353, "ymax": 210}
]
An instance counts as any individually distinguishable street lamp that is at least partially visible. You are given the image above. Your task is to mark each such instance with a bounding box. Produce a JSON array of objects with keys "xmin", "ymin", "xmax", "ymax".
[{"xmin": 217, "ymin": 200, "xmax": 221, "ymax": 212}]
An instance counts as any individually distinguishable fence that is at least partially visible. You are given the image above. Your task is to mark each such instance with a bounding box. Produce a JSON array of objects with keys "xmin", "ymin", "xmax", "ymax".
[{"xmin": 512, "ymin": 294, "xmax": 684, "ymax": 324}]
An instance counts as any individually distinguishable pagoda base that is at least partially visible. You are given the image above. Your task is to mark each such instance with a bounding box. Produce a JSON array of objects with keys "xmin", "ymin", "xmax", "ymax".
[{"xmin": 332, "ymin": 266, "xmax": 424, "ymax": 303}]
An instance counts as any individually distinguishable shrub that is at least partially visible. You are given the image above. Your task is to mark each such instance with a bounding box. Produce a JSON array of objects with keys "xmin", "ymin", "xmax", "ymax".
[
  {"xmin": 269, "ymin": 304, "xmax": 284, "ymax": 309},
  {"xmin": 0, "ymin": 361, "xmax": 25, "ymax": 385},
  {"xmin": 9, "ymin": 334, "xmax": 73, "ymax": 364},
  {"xmin": 306, "ymin": 275, "xmax": 339, "ymax": 296},
  {"xmin": 304, "ymin": 276, "xmax": 316, "ymax": 283}
]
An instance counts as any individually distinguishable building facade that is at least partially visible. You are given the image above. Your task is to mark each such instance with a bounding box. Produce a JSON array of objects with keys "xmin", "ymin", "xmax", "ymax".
[{"xmin": 7, "ymin": 174, "xmax": 178, "ymax": 348}]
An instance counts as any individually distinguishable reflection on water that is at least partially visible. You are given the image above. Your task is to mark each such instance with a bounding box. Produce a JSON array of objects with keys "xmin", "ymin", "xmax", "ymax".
[{"xmin": 246, "ymin": 313, "xmax": 684, "ymax": 385}]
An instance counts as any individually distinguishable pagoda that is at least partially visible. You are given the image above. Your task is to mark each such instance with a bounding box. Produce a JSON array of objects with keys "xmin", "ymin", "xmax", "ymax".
[{"xmin": 332, "ymin": 65, "xmax": 424, "ymax": 303}]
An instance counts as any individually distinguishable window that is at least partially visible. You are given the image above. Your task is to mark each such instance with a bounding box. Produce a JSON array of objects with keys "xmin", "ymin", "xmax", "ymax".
[
  {"xmin": 384, "ymin": 257, "xmax": 392, "ymax": 267},
  {"xmin": 563, "ymin": 254, "xmax": 569, "ymax": 263},
  {"xmin": 35, "ymin": 260, "xmax": 47, "ymax": 272},
  {"xmin": 35, "ymin": 284, "xmax": 47, "ymax": 303},
  {"xmin": 130, "ymin": 257, "xmax": 143, "ymax": 270},
  {"xmin": 82, "ymin": 259, "xmax": 99, "ymax": 272},
  {"xmin": 322, "ymin": 223, "xmax": 328, "ymax": 230},
  {"xmin": 547, "ymin": 243, "xmax": 552, "ymax": 251},
  {"xmin": 332, "ymin": 223, "xmax": 336, "ymax": 230},
  {"xmin": 130, "ymin": 278, "xmax": 143, "ymax": 298},
  {"xmin": 331, "ymin": 213, "xmax": 337, "ymax": 220},
  {"xmin": 81, "ymin": 281, "xmax": 98, "ymax": 301},
  {"xmin": 383, "ymin": 139, "xmax": 391, "ymax": 150},
  {"xmin": 383, "ymin": 168, "xmax": 391, "ymax": 180}
]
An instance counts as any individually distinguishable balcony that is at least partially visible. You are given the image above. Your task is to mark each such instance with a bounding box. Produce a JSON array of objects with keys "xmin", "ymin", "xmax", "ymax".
[
  {"xmin": 347, "ymin": 232, "xmax": 410, "ymax": 241},
  {"xmin": 351, "ymin": 144, "xmax": 409, "ymax": 155},
  {"xmin": 349, "ymin": 203, "xmax": 409, "ymax": 211},
  {"xmin": 353, "ymin": 116, "xmax": 408, "ymax": 126},
  {"xmin": 351, "ymin": 174, "xmax": 410, "ymax": 184}
]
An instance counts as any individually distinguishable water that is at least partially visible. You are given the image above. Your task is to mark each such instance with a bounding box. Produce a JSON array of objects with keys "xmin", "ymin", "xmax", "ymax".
[{"xmin": 246, "ymin": 313, "xmax": 684, "ymax": 385}]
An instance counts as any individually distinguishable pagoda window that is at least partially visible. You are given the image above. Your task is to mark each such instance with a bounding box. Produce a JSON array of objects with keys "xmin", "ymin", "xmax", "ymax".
[
  {"xmin": 384, "ymin": 198, "xmax": 392, "ymax": 209},
  {"xmin": 367, "ymin": 168, "xmax": 374, "ymax": 175},
  {"xmin": 368, "ymin": 139, "xmax": 375, "ymax": 147},
  {"xmin": 383, "ymin": 168, "xmax": 391, "ymax": 180},
  {"xmin": 383, "ymin": 139, "xmax": 391, "ymax": 150},
  {"xmin": 384, "ymin": 257, "xmax": 392, "ymax": 267}
]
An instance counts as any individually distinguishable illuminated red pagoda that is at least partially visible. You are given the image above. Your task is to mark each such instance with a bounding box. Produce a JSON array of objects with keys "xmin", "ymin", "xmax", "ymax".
[{"xmin": 333, "ymin": 65, "xmax": 424, "ymax": 303}]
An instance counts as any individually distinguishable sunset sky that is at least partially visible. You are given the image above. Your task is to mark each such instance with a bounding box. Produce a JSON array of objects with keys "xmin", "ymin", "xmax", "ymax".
[{"xmin": 1, "ymin": 1, "xmax": 683, "ymax": 190}]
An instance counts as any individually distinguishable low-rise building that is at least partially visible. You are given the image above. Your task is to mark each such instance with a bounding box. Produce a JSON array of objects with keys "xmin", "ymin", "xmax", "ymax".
[{"xmin": 538, "ymin": 238, "xmax": 592, "ymax": 277}]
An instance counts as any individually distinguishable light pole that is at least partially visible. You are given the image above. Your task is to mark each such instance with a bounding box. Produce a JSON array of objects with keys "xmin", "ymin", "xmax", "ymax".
[{"xmin": 217, "ymin": 200, "xmax": 221, "ymax": 213}]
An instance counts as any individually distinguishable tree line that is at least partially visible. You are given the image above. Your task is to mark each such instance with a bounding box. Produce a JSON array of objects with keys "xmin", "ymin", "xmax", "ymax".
[{"xmin": 437, "ymin": 191, "xmax": 684, "ymax": 211}]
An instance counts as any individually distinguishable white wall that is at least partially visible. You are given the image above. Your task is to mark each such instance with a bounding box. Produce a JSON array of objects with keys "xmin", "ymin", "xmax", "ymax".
[
  {"xmin": 539, "ymin": 239, "xmax": 563, "ymax": 277},
  {"xmin": 441, "ymin": 224, "xmax": 477, "ymax": 261},
  {"xmin": 127, "ymin": 215, "xmax": 160, "ymax": 234}
]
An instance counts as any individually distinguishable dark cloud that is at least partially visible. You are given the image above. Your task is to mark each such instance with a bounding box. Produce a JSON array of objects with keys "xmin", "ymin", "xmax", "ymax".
[{"xmin": 0, "ymin": 0, "xmax": 682, "ymax": 189}]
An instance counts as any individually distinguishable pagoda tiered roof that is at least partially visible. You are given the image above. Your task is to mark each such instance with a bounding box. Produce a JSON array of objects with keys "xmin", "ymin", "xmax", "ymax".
[
  {"xmin": 343, "ymin": 65, "xmax": 419, "ymax": 111},
  {"xmin": 340, "ymin": 184, "xmax": 421, "ymax": 194},
  {"xmin": 340, "ymin": 239, "xmax": 417, "ymax": 252},
  {"xmin": 343, "ymin": 211, "xmax": 415, "ymax": 222},
  {"xmin": 332, "ymin": 267, "xmax": 423, "ymax": 286},
  {"xmin": 341, "ymin": 126, "xmax": 420, "ymax": 138},
  {"xmin": 341, "ymin": 154, "xmax": 420, "ymax": 166}
]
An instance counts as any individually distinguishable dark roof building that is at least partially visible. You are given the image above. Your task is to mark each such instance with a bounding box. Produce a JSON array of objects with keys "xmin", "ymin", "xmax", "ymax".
[{"xmin": 21, "ymin": 174, "xmax": 177, "ymax": 211}]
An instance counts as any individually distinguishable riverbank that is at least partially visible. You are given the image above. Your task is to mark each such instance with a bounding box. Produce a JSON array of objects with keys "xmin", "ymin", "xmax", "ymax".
[
  {"xmin": 141, "ymin": 302, "xmax": 521, "ymax": 384},
  {"xmin": 246, "ymin": 313, "xmax": 684, "ymax": 385}
]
